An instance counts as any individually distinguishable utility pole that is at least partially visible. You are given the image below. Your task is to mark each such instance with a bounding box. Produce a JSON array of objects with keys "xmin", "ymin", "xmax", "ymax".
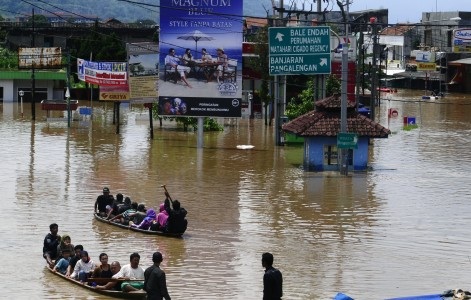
[
  {"xmin": 31, "ymin": 8, "xmax": 36, "ymax": 121},
  {"xmin": 274, "ymin": 0, "xmax": 283, "ymax": 146},
  {"xmin": 339, "ymin": 1, "xmax": 349, "ymax": 175},
  {"xmin": 370, "ymin": 17, "xmax": 379, "ymax": 122},
  {"xmin": 66, "ymin": 50, "xmax": 72, "ymax": 127}
]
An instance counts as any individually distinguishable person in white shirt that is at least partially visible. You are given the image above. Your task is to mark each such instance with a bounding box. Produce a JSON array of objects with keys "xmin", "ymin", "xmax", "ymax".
[
  {"xmin": 112, "ymin": 252, "xmax": 145, "ymax": 292},
  {"xmin": 164, "ymin": 48, "xmax": 192, "ymax": 88},
  {"xmin": 201, "ymin": 48, "xmax": 212, "ymax": 62},
  {"xmin": 71, "ymin": 250, "xmax": 97, "ymax": 282}
]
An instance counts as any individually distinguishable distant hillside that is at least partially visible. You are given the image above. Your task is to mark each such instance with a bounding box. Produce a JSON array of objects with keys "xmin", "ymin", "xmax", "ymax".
[{"xmin": 1, "ymin": 0, "xmax": 271, "ymax": 23}]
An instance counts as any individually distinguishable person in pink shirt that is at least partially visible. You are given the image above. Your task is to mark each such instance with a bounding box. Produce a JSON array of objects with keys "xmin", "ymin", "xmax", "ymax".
[{"xmin": 151, "ymin": 203, "xmax": 169, "ymax": 232}]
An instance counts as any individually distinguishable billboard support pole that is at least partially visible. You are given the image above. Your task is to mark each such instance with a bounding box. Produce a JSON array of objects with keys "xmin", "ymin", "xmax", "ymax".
[
  {"xmin": 31, "ymin": 8, "xmax": 36, "ymax": 121},
  {"xmin": 66, "ymin": 50, "xmax": 71, "ymax": 128},
  {"xmin": 197, "ymin": 117, "xmax": 204, "ymax": 148}
]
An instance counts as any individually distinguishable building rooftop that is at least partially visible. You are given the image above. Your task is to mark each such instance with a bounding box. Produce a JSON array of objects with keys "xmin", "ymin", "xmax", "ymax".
[{"xmin": 282, "ymin": 95, "xmax": 391, "ymax": 138}]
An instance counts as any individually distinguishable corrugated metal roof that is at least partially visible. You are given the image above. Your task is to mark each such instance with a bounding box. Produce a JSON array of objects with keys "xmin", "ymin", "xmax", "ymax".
[{"xmin": 0, "ymin": 70, "xmax": 67, "ymax": 80}]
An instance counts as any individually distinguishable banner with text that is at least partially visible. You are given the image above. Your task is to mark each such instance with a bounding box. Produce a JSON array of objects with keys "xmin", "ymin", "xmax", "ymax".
[
  {"xmin": 159, "ymin": 0, "xmax": 243, "ymax": 117},
  {"xmin": 453, "ymin": 29, "xmax": 471, "ymax": 53},
  {"xmin": 77, "ymin": 58, "xmax": 128, "ymax": 87},
  {"xmin": 18, "ymin": 47, "xmax": 62, "ymax": 69}
]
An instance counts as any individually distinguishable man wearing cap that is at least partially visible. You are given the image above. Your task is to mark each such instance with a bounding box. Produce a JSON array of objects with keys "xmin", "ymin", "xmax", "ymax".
[
  {"xmin": 144, "ymin": 252, "xmax": 171, "ymax": 300},
  {"xmin": 95, "ymin": 187, "xmax": 115, "ymax": 217}
]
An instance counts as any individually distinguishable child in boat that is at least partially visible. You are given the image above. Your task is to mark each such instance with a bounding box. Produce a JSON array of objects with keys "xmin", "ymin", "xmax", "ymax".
[{"xmin": 53, "ymin": 248, "xmax": 72, "ymax": 275}]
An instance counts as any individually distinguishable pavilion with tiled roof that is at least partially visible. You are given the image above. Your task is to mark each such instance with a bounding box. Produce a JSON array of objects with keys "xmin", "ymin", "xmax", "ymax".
[{"xmin": 282, "ymin": 95, "xmax": 391, "ymax": 171}]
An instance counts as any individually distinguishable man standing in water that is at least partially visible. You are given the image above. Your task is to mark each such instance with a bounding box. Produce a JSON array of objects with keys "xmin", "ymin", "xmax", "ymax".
[
  {"xmin": 144, "ymin": 251, "xmax": 171, "ymax": 300},
  {"xmin": 262, "ymin": 252, "xmax": 283, "ymax": 300},
  {"xmin": 43, "ymin": 223, "xmax": 61, "ymax": 268}
]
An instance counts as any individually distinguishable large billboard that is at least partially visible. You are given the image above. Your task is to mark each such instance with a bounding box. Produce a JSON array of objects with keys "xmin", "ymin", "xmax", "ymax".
[{"xmin": 159, "ymin": 0, "xmax": 243, "ymax": 117}]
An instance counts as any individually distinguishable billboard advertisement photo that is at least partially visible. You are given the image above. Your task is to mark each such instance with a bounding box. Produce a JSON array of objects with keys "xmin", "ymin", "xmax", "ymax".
[{"xmin": 159, "ymin": 0, "xmax": 243, "ymax": 117}]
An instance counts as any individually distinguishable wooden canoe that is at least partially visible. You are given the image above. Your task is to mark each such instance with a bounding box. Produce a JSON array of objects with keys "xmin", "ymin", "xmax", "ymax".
[
  {"xmin": 46, "ymin": 265, "xmax": 146, "ymax": 299},
  {"xmin": 94, "ymin": 213, "xmax": 184, "ymax": 238},
  {"xmin": 335, "ymin": 289, "xmax": 466, "ymax": 300}
]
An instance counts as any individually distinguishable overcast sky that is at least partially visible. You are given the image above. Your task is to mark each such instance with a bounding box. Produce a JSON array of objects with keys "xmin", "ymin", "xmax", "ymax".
[{"xmin": 348, "ymin": 0, "xmax": 468, "ymax": 23}]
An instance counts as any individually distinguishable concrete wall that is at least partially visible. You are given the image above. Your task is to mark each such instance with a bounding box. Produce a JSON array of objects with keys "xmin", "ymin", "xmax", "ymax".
[
  {"xmin": 1, "ymin": 79, "xmax": 60, "ymax": 102},
  {"xmin": 303, "ymin": 136, "xmax": 370, "ymax": 172},
  {"xmin": 0, "ymin": 80, "xmax": 14, "ymax": 102}
]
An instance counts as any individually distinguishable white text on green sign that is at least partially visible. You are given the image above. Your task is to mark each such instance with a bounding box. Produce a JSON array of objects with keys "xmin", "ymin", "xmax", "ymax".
[
  {"xmin": 269, "ymin": 26, "xmax": 331, "ymax": 75},
  {"xmin": 337, "ymin": 133, "xmax": 358, "ymax": 149},
  {"xmin": 270, "ymin": 27, "xmax": 330, "ymax": 54}
]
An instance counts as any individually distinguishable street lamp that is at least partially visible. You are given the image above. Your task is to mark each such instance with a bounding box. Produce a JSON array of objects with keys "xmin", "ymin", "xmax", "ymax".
[{"xmin": 18, "ymin": 90, "xmax": 24, "ymax": 117}]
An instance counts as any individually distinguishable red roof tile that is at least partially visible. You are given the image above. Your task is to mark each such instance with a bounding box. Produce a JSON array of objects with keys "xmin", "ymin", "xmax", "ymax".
[{"xmin": 282, "ymin": 95, "xmax": 391, "ymax": 138}]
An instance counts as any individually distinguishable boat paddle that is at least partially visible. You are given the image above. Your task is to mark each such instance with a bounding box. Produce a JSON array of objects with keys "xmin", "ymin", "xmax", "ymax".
[
  {"xmin": 161, "ymin": 184, "xmax": 174, "ymax": 205},
  {"xmin": 85, "ymin": 278, "xmax": 143, "ymax": 284}
]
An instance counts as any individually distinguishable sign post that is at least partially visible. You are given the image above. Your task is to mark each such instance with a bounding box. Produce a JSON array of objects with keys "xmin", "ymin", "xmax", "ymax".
[
  {"xmin": 18, "ymin": 90, "xmax": 24, "ymax": 117},
  {"xmin": 268, "ymin": 26, "xmax": 331, "ymax": 76}
]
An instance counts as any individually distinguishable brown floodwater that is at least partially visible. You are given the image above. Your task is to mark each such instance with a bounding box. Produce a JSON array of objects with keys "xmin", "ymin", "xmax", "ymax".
[{"xmin": 1, "ymin": 89, "xmax": 471, "ymax": 299}]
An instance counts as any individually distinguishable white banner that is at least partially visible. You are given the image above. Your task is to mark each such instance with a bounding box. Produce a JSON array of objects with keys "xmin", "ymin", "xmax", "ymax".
[{"xmin": 77, "ymin": 58, "xmax": 128, "ymax": 86}]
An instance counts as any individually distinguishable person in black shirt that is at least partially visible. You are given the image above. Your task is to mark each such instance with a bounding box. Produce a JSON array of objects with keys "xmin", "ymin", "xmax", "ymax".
[
  {"xmin": 95, "ymin": 187, "xmax": 115, "ymax": 217},
  {"xmin": 262, "ymin": 252, "xmax": 283, "ymax": 300},
  {"xmin": 66, "ymin": 245, "xmax": 84, "ymax": 277},
  {"xmin": 117, "ymin": 196, "xmax": 132, "ymax": 214},
  {"xmin": 144, "ymin": 252, "xmax": 171, "ymax": 300},
  {"xmin": 165, "ymin": 199, "xmax": 187, "ymax": 234},
  {"xmin": 43, "ymin": 223, "xmax": 61, "ymax": 268}
]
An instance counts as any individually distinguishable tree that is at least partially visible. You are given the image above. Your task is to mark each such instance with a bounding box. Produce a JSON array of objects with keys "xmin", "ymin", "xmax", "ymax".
[
  {"xmin": 285, "ymin": 74, "xmax": 340, "ymax": 120},
  {"xmin": 285, "ymin": 79, "xmax": 315, "ymax": 120},
  {"xmin": 26, "ymin": 14, "xmax": 49, "ymax": 27},
  {"xmin": 0, "ymin": 48, "xmax": 18, "ymax": 69},
  {"xmin": 326, "ymin": 74, "xmax": 341, "ymax": 96},
  {"xmin": 150, "ymin": 103, "xmax": 223, "ymax": 132},
  {"xmin": 246, "ymin": 25, "xmax": 273, "ymax": 125}
]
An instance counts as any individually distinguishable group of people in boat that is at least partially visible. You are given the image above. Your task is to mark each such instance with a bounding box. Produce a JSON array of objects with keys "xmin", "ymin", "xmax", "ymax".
[
  {"xmin": 94, "ymin": 187, "xmax": 188, "ymax": 234},
  {"xmin": 43, "ymin": 223, "xmax": 171, "ymax": 299}
]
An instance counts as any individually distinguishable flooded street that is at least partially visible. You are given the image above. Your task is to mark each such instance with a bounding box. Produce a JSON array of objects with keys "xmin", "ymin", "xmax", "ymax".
[{"xmin": 1, "ymin": 90, "xmax": 471, "ymax": 299}]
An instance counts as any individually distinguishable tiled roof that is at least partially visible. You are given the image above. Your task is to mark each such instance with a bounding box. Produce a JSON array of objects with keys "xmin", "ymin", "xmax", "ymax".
[
  {"xmin": 245, "ymin": 17, "xmax": 268, "ymax": 28},
  {"xmin": 282, "ymin": 95, "xmax": 391, "ymax": 138},
  {"xmin": 380, "ymin": 24, "xmax": 416, "ymax": 36}
]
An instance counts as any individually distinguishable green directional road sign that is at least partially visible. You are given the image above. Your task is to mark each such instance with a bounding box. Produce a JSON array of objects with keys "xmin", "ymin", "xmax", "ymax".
[
  {"xmin": 268, "ymin": 26, "xmax": 331, "ymax": 76},
  {"xmin": 337, "ymin": 133, "xmax": 358, "ymax": 149}
]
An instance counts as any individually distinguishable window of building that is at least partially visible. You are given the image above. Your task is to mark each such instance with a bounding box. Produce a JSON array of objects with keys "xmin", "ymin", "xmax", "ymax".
[
  {"xmin": 324, "ymin": 145, "xmax": 338, "ymax": 165},
  {"xmin": 324, "ymin": 145, "xmax": 354, "ymax": 166}
]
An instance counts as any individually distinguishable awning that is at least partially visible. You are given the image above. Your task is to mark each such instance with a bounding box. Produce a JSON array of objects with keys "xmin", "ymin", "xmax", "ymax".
[
  {"xmin": 448, "ymin": 58, "xmax": 471, "ymax": 66},
  {"xmin": 0, "ymin": 70, "xmax": 67, "ymax": 80}
]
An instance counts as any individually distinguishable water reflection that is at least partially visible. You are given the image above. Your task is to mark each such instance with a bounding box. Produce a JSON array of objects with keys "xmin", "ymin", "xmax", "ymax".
[{"xmin": 1, "ymin": 92, "xmax": 471, "ymax": 299}]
